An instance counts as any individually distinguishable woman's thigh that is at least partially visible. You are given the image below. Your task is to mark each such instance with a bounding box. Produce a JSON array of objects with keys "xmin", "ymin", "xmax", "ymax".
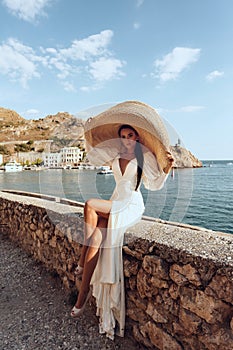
[{"xmin": 86, "ymin": 198, "xmax": 112, "ymax": 219}]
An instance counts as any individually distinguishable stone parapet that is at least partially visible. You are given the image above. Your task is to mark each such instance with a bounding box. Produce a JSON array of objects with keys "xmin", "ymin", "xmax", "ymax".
[{"xmin": 0, "ymin": 190, "xmax": 233, "ymax": 349}]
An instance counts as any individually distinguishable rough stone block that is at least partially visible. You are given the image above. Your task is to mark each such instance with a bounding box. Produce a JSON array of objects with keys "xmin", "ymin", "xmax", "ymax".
[
  {"xmin": 128, "ymin": 276, "xmax": 137, "ymax": 290},
  {"xmin": 205, "ymin": 273, "xmax": 233, "ymax": 304},
  {"xmin": 132, "ymin": 325, "xmax": 153, "ymax": 349},
  {"xmin": 151, "ymin": 275, "xmax": 169, "ymax": 289},
  {"xmin": 199, "ymin": 328, "xmax": 233, "ymax": 350},
  {"xmin": 65, "ymin": 227, "xmax": 73, "ymax": 243},
  {"xmin": 170, "ymin": 263, "xmax": 201, "ymax": 287},
  {"xmin": 128, "ymin": 238, "xmax": 151, "ymax": 255},
  {"xmin": 179, "ymin": 308, "xmax": 202, "ymax": 334},
  {"xmin": 146, "ymin": 302, "xmax": 168, "ymax": 323},
  {"xmin": 123, "ymin": 258, "xmax": 139, "ymax": 277},
  {"xmin": 169, "ymin": 283, "xmax": 180, "ymax": 300},
  {"xmin": 126, "ymin": 300, "xmax": 148, "ymax": 322},
  {"xmin": 127, "ymin": 290, "xmax": 147, "ymax": 311},
  {"xmin": 35, "ymin": 229, "xmax": 44, "ymax": 240},
  {"xmin": 49, "ymin": 236, "xmax": 57, "ymax": 248},
  {"xmin": 137, "ymin": 268, "xmax": 157, "ymax": 298},
  {"xmin": 142, "ymin": 255, "xmax": 169, "ymax": 280},
  {"xmin": 140, "ymin": 321, "xmax": 182, "ymax": 350},
  {"xmin": 180, "ymin": 287, "xmax": 232, "ymax": 324},
  {"xmin": 123, "ymin": 245, "xmax": 143, "ymax": 260},
  {"xmin": 29, "ymin": 223, "xmax": 37, "ymax": 231}
]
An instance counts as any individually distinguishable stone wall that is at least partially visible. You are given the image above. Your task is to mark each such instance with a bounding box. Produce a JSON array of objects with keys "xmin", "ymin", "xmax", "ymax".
[{"xmin": 0, "ymin": 190, "xmax": 233, "ymax": 350}]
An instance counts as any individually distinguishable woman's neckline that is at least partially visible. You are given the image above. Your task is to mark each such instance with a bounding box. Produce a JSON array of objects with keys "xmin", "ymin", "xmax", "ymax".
[{"xmin": 118, "ymin": 157, "xmax": 136, "ymax": 176}]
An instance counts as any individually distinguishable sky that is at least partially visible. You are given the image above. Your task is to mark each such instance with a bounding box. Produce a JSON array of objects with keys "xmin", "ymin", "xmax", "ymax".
[{"xmin": 0, "ymin": 0, "xmax": 233, "ymax": 160}]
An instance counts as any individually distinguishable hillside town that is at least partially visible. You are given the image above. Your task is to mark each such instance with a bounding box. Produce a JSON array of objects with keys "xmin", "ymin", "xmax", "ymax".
[{"xmin": 0, "ymin": 106, "xmax": 202, "ymax": 171}]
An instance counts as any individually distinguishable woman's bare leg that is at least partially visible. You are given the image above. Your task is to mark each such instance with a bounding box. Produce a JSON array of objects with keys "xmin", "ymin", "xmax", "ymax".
[
  {"xmin": 74, "ymin": 198, "xmax": 112, "ymax": 309},
  {"xmin": 78, "ymin": 198, "xmax": 111, "ymax": 267}
]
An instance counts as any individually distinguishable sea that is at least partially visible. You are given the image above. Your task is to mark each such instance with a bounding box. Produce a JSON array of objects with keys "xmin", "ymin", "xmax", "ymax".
[{"xmin": 0, "ymin": 160, "xmax": 232, "ymax": 235}]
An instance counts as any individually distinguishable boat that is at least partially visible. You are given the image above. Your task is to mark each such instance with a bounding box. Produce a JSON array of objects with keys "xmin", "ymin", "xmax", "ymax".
[
  {"xmin": 97, "ymin": 166, "xmax": 113, "ymax": 175},
  {"xmin": 63, "ymin": 164, "xmax": 72, "ymax": 169},
  {"xmin": 4, "ymin": 160, "xmax": 23, "ymax": 172}
]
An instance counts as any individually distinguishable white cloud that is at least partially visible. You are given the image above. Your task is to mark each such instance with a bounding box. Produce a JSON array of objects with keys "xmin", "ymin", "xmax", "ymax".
[
  {"xmin": 45, "ymin": 47, "xmax": 57, "ymax": 54},
  {"xmin": 179, "ymin": 105, "xmax": 205, "ymax": 113},
  {"xmin": 133, "ymin": 22, "xmax": 141, "ymax": 30},
  {"xmin": 206, "ymin": 70, "xmax": 224, "ymax": 81},
  {"xmin": 62, "ymin": 81, "xmax": 76, "ymax": 92},
  {"xmin": 89, "ymin": 57, "xmax": 126, "ymax": 81},
  {"xmin": 0, "ymin": 30, "xmax": 125, "ymax": 90},
  {"xmin": 46, "ymin": 30, "xmax": 123, "ymax": 82},
  {"xmin": 23, "ymin": 108, "xmax": 40, "ymax": 118},
  {"xmin": 136, "ymin": 0, "xmax": 144, "ymax": 8},
  {"xmin": 25, "ymin": 108, "xmax": 40, "ymax": 114},
  {"xmin": 0, "ymin": 38, "xmax": 41, "ymax": 87},
  {"xmin": 154, "ymin": 47, "xmax": 201, "ymax": 82},
  {"xmin": 79, "ymin": 85, "xmax": 99, "ymax": 92},
  {"xmin": 2, "ymin": 0, "xmax": 52, "ymax": 22},
  {"xmin": 58, "ymin": 30, "xmax": 113, "ymax": 61},
  {"xmin": 80, "ymin": 86, "xmax": 90, "ymax": 92}
]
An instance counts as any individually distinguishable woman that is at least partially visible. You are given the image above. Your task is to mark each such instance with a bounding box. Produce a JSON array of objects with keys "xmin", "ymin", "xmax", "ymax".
[{"xmin": 71, "ymin": 123, "xmax": 173, "ymax": 338}]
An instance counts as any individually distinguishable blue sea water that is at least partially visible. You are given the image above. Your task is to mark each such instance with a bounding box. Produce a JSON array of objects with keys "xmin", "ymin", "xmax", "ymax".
[{"xmin": 0, "ymin": 160, "xmax": 232, "ymax": 234}]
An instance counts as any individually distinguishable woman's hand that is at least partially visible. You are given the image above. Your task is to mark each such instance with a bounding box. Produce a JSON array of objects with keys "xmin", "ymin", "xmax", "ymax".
[{"xmin": 163, "ymin": 151, "xmax": 174, "ymax": 174}]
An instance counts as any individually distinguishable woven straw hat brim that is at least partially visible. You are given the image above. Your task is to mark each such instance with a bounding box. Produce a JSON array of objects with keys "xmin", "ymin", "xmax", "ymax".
[{"xmin": 84, "ymin": 100, "xmax": 171, "ymax": 171}]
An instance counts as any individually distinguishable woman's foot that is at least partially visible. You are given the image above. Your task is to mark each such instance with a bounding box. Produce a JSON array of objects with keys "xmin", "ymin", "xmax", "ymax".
[
  {"xmin": 70, "ymin": 289, "xmax": 91, "ymax": 318},
  {"xmin": 74, "ymin": 264, "xmax": 84, "ymax": 277}
]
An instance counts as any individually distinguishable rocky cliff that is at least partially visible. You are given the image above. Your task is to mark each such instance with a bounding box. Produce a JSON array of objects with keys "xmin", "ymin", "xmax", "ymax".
[{"xmin": 171, "ymin": 145, "xmax": 202, "ymax": 168}]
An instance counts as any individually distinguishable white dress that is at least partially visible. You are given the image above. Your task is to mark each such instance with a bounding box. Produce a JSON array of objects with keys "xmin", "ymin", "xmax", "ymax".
[{"xmin": 87, "ymin": 145, "xmax": 168, "ymax": 339}]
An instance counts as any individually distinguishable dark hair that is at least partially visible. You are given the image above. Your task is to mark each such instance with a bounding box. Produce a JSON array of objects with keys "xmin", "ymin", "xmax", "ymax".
[{"xmin": 118, "ymin": 124, "xmax": 144, "ymax": 191}]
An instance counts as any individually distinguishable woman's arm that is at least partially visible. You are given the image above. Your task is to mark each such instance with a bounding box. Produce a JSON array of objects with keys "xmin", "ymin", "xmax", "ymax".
[
  {"xmin": 142, "ymin": 151, "xmax": 170, "ymax": 191},
  {"xmin": 86, "ymin": 142, "xmax": 119, "ymax": 167}
]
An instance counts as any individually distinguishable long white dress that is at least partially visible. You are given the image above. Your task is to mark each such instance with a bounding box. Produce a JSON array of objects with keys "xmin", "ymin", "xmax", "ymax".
[{"xmin": 87, "ymin": 146, "xmax": 168, "ymax": 339}]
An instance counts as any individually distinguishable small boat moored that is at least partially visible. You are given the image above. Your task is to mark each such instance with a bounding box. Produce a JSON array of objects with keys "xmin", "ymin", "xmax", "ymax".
[
  {"xmin": 4, "ymin": 160, "xmax": 23, "ymax": 172},
  {"xmin": 97, "ymin": 166, "xmax": 113, "ymax": 175}
]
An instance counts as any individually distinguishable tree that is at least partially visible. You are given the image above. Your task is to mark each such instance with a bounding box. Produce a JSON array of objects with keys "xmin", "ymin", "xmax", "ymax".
[
  {"xmin": 33, "ymin": 158, "xmax": 43, "ymax": 166},
  {"xmin": 0, "ymin": 145, "xmax": 10, "ymax": 155}
]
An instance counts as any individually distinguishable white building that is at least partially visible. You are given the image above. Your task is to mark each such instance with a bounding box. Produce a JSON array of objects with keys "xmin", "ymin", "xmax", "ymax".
[
  {"xmin": 43, "ymin": 147, "xmax": 83, "ymax": 167},
  {"xmin": 0, "ymin": 154, "xmax": 3, "ymax": 165},
  {"xmin": 43, "ymin": 152, "xmax": 62, "ymax": 168},
  {"xmin": 18, "ymin": 152, "xmax": 44, "ymax": 164},
  {"xmin": 60, "ymin": 147, "xmax": 83, "ymax": 166}
]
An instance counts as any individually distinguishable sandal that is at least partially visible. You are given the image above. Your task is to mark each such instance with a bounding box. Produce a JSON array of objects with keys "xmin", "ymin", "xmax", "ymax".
[
  {"xmin": 74, "ymin": 265, "xmax": 84, "ymax": 277},
  {"xmin": 71, "ymin": 289, "xmax": 92, "ymax": 318}
]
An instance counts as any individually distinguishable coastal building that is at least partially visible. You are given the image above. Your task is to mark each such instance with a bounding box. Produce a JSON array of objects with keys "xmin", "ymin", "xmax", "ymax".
[
  {"xmin": 43, "ymin": 152, "xmax": 62, "ymax": 168},
  {"xmin": 60, "ymin": 147, "xmax": 83, "ymax": 166},
  {"xmin": 18, "ymin": 152, "xmax": 45, "ymax": 164},
  {"xmin": 43, "ymin": 147, "xmax": 84, "ymax": 168}
]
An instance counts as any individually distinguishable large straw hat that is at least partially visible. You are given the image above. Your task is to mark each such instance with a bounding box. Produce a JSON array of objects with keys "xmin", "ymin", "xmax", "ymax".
[{"xmin": 84, "ymin": 100, "xmax": 171, "ymax": 172}]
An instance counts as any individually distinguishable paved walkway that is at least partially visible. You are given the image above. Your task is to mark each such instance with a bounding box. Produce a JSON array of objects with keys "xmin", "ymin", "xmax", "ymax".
[{"xmin": 0, "ymin": 234, "xmax": 145, "ymax": 350}]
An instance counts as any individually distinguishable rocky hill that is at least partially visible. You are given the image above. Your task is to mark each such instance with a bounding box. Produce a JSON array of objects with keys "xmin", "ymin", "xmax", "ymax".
[
  {"xmin": 0, "ymin": 107, "xmax": 202, "ymax": 167},
  {"xmin": 0, "ymin": 107, "xmax": 85, "ymax": 153},
  {"xmin": 0, "ymin": 107, "xmax": 25, "ymax": 125},
  {"xmin": 171, "ymin": 145, "xmax": 202, "ymax": 168}
]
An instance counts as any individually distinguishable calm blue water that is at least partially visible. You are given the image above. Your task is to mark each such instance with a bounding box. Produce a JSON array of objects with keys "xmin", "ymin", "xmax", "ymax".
[{"xmin": 0, "ymin": 160, "xmax": 232, "ymax": 234}]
